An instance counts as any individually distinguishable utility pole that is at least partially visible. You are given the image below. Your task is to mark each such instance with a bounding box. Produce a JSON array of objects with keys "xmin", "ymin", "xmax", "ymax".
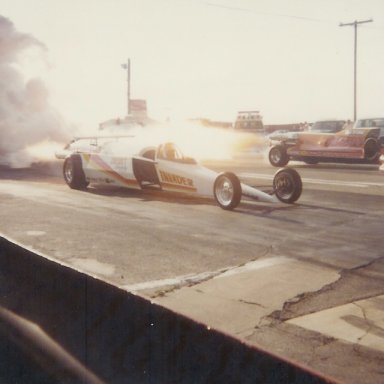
[
  {"xmin": 121, "ymin": 58, "xmax": 131, "ymax": 115},
  {"xmin": 339, "ymin": 19, "xmax": 373, "ymax": 121}
]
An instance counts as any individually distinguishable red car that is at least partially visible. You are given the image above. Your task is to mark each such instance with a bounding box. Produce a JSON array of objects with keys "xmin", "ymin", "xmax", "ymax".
[{"xmin": 268, "ymin": 127, "xmax": 383, "ymax": 167}]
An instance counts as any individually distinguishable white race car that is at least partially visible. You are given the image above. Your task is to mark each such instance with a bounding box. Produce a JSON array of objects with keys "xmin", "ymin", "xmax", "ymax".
[{"xmin": 57, "ymin": 136, "xmax": 302, "ymax": 210}]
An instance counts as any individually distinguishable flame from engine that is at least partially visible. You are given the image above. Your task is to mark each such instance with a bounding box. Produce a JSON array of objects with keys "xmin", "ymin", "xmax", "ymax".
[
  {"xmin": 94, "ymin": 119, "xmax": 268, "ymax": 162},
  {"xmin": 134, "ymin": 121, "xmax": 268, "ymax": 161}
]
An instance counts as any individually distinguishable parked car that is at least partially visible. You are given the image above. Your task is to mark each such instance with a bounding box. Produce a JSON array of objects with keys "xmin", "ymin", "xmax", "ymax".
[{"xmin": 353, "ymin": 118, "xmax": 384, "ymax": 145}]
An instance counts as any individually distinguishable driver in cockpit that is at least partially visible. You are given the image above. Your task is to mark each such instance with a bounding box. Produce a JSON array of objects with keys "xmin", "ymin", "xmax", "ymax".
[{"xmin": 165, "ymin": 143, "xmax": 177, "ymax": 160}]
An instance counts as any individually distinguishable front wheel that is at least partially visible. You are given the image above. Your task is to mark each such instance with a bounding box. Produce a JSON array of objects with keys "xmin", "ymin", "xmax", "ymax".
[
  {"xmin": 269, "ymin": 145, "xmax": 289, "ymax": 167},
  {"xmin": 63, "ymin": 155, "xmax": 89, "ymax": 190},
  {"xmin": 273, "ymin": 168, "xmax": 302, "ymax": 203},
  {"xmin": 213, "ymin": 172, "xmax": 242, "ymax": 210}
]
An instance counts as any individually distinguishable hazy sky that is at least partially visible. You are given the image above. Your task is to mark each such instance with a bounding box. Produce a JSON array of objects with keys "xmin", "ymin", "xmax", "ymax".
[{"xmin": 2, "ymin": 0, "xmax": 384, "ymax": 129}]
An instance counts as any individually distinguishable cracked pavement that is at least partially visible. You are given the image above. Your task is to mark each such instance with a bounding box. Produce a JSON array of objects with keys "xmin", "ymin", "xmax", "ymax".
[{"xmin": 151, "ymin": 256, "xmax": 384, "ymax": 384}]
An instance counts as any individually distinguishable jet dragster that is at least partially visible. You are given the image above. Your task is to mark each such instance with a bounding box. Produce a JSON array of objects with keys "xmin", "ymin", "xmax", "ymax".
[{"xmin": 56, "ymin": 135, "xmax": 302, "ymax": 210}]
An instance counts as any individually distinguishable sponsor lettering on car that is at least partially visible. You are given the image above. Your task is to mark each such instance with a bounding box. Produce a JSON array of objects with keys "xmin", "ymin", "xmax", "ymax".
[{"xmin": 159, "ymin": 171, "xmax": 196, "ymax": 192}]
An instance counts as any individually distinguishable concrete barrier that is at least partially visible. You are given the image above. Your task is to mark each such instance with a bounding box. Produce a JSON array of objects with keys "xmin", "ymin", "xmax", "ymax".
[{"xmin": 0, "ymin": 236, "xmax": 338, "ymax": 383}]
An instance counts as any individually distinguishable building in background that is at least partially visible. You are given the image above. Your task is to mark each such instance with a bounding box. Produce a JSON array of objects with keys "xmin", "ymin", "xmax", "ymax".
[
  {"xmin": 99, "ymin": 99, "xmax": 155, "ymax": 131},
  {"xmin": 233, "ymin": 111, "xmax": 264, "ymax": 134}
]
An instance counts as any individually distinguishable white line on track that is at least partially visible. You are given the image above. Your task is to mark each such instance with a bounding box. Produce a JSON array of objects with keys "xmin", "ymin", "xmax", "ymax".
[
  {"xmin": 239, "ymin": 173, "xmax": 384, "ymax": 189},
  {"xmin": 122, "ymin": 256, "xmax": 291, "ymax": 292}
]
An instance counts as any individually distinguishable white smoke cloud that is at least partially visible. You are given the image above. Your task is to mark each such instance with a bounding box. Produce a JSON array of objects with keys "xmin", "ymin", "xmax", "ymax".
[{"xmin": 0, "ymin": 15, "xmax": 73, "ymax": 167}]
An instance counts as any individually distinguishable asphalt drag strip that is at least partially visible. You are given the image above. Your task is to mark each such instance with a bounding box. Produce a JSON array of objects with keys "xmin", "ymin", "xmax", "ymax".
[{"xmin": 238, "ymin": 172, "xmax": 384, "ymax": 189}]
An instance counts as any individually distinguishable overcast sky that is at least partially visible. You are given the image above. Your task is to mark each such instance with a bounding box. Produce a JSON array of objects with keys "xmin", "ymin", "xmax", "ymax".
[{"xmin": 2, "ymin": 0, "xmax": 384, "ymax": 129}]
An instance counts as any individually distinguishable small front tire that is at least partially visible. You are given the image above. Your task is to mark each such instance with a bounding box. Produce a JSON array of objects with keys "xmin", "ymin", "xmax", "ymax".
[
  {"xmin": 273, "ymin": 168, "xmax": 302, "ymax": 204},
  {"xmin": 63, "ymin": 155, "xmax": 88, "ymax": 190},
  {"xmin": 213, "ymin": 172, "xmax": 242, "ymax": 210},
  {"xmin": 269, "ymin": 145, "xmax": 289, "ymax": 167}
]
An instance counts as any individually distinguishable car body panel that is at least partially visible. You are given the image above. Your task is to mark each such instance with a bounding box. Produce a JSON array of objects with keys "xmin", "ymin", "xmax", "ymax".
[
  {"xmin": 286, "ymin": 131, "xmax": 366, "ymax": 159},
  {"xmin": 81, "ymin": 153, "xmax": 141, "ymax": 188},
  {"xmin": 79, "ymin": 153, "xmax": 218, "ymax": 197}
]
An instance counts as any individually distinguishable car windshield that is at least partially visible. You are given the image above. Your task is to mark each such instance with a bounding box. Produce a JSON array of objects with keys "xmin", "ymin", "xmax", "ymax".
[{"xmin": 311, "ymin": 121, "xmax": 345, "ymax": 133}]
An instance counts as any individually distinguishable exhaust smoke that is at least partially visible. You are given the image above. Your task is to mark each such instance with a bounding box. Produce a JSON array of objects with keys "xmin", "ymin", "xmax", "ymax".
[{"xmin": 0, "ymin": 15, "xmax": 72, "ymax": 168}]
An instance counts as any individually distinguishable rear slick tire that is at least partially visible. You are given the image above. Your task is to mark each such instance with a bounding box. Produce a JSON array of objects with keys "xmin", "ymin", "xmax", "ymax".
[
  {"xmin": 273, "ymin": 167, "xmax": 302, "ymax": 203},
  {"xmin": 213, "ymin": 172, "xmax": 242, "ymax": 210},
  {"xmin": 63, "ymin": 155, "xmax": 88, "ymax": 190}
]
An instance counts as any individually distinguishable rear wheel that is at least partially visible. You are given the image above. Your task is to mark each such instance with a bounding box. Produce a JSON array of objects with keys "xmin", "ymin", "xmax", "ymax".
[
  {"xmin": 269, "ymin": 145, "xmax": 289, "ymax": 167},
  {"xmin": 273, "ymin": 168, "xmax": 302, "ymax": 203},
  {"xmin": 63, "ymin": 155, "xmax": 88, "ymax": 190},
  {"xmin": 213, "ymin": 172, "xmax": 242, "ymax": 210},
  {"xmin": 364, "ymin": 138, "xmax": 381, "ymax": 163}
]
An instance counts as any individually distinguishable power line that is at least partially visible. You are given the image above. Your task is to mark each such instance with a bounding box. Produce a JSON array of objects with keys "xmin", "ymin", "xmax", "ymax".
[
  {"xmin": 200, "ymin": 1, "xmax": 335, "ymax": 24},
  {"xmin": 192, "ymin": 1, "xmax": 384, "ymax": 30}
]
